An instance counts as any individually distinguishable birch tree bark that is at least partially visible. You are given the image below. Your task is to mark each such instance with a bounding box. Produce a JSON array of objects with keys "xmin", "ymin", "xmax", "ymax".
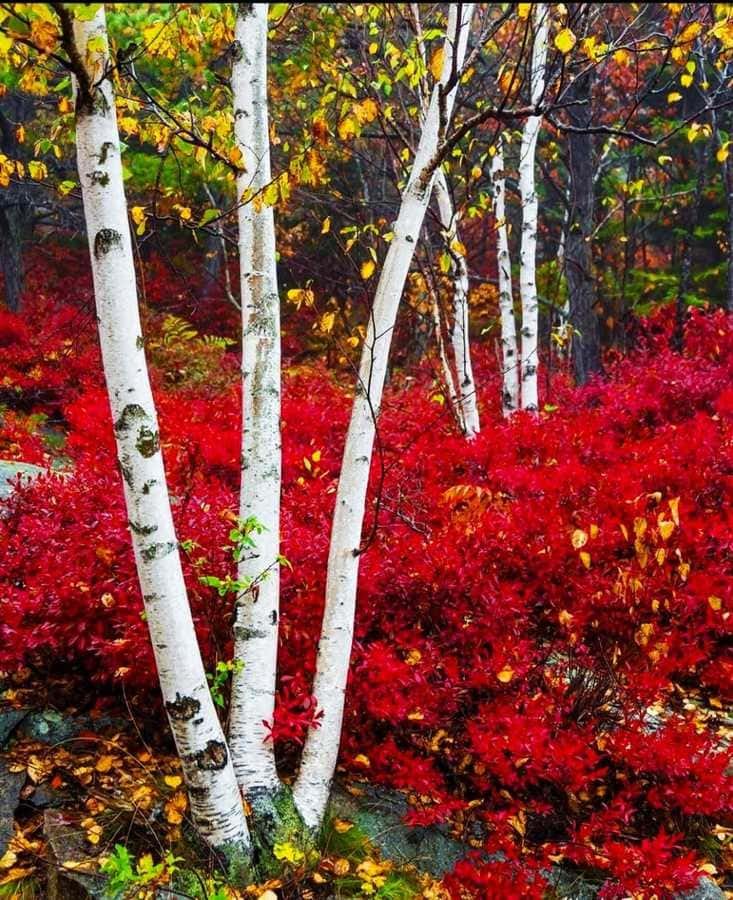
[
  {"xmin": 228, "ymin": 2, "xmax": 283, "ymax": 811},
  {"xmin": 430, "ymin": 292, "xmax": 464, "ymax": 432},
  {"xmin": 433, "ymin": 170, "xmax": 480, "ymax": 436},
  {"xmin": 518, "ymin": 3, "xmax": 548, "ymax": 412},
  {"xmin": 490, "ymin": 138, "xmax": 520, "ymax": 415},
  {"xmin": 293, "ymin": 3, "xmax": 474, "ymax": 831},
  {"xmin": 67, "ymin": 4, "xmax": 250, "ymax": 862},
  {"xmin": 411, "ymin": 2, "xmax": 478, "ymax": 436}
]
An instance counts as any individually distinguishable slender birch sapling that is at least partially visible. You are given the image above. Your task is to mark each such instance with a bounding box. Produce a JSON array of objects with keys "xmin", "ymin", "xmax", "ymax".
[
  {"xmin": 518, "ymin": 3, "xmax": 548, "ymax": 412},
  {"xmin": 491, "ymin": 138, "xmax": 520, "ymax": 415},
  {"xmin": 228, "ymin": 0, "xmax": 283, "ymax": 807},
  {"xmin": 293, "ymin": 3, "xmax": 475, "ymax": 831}
]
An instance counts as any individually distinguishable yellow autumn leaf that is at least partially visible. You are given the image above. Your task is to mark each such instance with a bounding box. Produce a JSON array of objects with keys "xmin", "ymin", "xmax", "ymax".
[
  {"xmin": 131, "ymin": 206, "xmax": 146, "ymax": 226},
  {"xmin": 554, "ymin": 27, "xmax": 576, "ymax": 55},
  {"xmin": 321, "ymin": 216, "xmax": 331, "ymax": 234},
  {"xmin": 164, "ymin": 790, "xmax": 188, "ymax": 825},
  {"xmin": 337, "ymin": 116, "xmax": 358, "ymax": 141},
  {"xmin": 571, "ymin": 528, "xmax": 588, "ymax": 549},
  {"xmin": 355, "ymin": 97, "xmax": 378, "ymax": 124},
  {"xmin": 354, "ymin": 753, "xmax": 370, "ymax": 767},
  {"xmin": 668, "ymin": 92, "xmax": 682, "ymax": 103},
  {"xmin": 669, "ymin": 496, "xmax": 680, "ymax": 525},
  {"xmin": 708, "ymin": 595, "xmax": 722, "ymax": 611},
  {"xmin": 579, "ymin": 551, "xmax": 591, "ymax": 569},
  {"xmin": 718, "ymin": 144, "xmax": 730, "ymax": 163},
  {"xmin": 658, "ymin": 520, "xmax": 675, "ymax": 541},
  {"xmin": 361, "ymin": 259, "xmax": 375, "ymax": 280},
  {"xmin": 164, "ymin": 775, "xmax": 182, "ymax": 788},
  {"xmin": 333, "ymin": 818, "xmax": 354, "ymax": 833},
  {"xmin": 320, "ymin": 311, "xmax": 336, "ymax": 333},
  {"xmin": 497, "ymin": 666, "xmax": 514, "ymax": 683},
  {"xmin": 517, "ymin": 3, "xmax": 531, "ymax": 19},
  {"xmin": 430, "ymin": 46, "xmax": 445, "ymax": 80},
  {"xmin": 0, "ymin": 867, "xmax": 35, "ymax": 886},
  {"xmin": 407, "ymin": 709, "xmax": 424, "ymax": 720},
  {"xmin": 680, "ymin": 72, "xmax": 693, "ymax": 88},
  {"xmin": 95, "ymin": 755, "xmax": 115, "ymax": 773},
  {"xmin": 28, "ymin": 160, "xmax": 47, "ymax": 181}
]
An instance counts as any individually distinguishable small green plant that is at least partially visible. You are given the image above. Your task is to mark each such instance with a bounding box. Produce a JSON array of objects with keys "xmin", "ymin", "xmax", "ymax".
[
  {"xmin": 101, "ymin": 844, "xmax": 182, "ymax": 898},
  {"xmin": 207, "ymin": 658, "xmax": 244, "ymax": 708}
]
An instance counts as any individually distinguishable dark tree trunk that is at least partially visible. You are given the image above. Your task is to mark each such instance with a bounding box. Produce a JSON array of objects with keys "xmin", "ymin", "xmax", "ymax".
[
  {"xmin": 565, "ymin": 69, "xmax": 601, "ymax": 385},
  {"xmin": 722, "ymin": 116, "xmax": 733, "ymax": 314},
  {"xmin": 0, "ymin": 204, "xmax": 23, "ymax": 312},
  {"xmin": 0, "ymin": 101, "xmax": 32, "ymax": 313},
  {"xmin": 673, "ymin": 135, "xmax": 711, "ymax": 351},
  {"xmin": 725, "ymin": 153, "xmax": 733, "ymax": 314}
]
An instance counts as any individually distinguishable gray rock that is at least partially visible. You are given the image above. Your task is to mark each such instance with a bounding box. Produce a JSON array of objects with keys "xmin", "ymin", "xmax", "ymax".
[
  {"xmin": 44, "ymin": 809, "xmax": 111, "ymax": 899},
  {"xmin": 18, "ymin": 709, "xmax": 126, "ymax": 746},
  {"xmin": 0, "ymin": 708, "xmax": 28, "ymax": 747},
  {"xmin": 547, "ymin": 866, "xmax": 601, "ymax": 899},
  {"xmin": 19, "ymin": 709, "xmax": 85, "ymax": 745},
  {"xmin": 329, "ymin": 783, "xmax": 476, "ymax": 878},
  {"xmin": 0, "ymin": 460, "xmax": 44, "ymax": 502},
  {"xmin": 26, "ymin": 783, "xmax": 69, "ymax": 810},
  {"xmin": 676, "ymin": 878, "xmax": 726, "ymax": 900},
  {"xmin": 0, "ymin": 759, "xmax": 24, "ymax": 856}
]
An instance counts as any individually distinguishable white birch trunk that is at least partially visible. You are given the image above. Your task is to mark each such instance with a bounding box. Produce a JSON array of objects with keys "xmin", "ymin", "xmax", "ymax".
[
  {"xmin": 491, "ymin": 140, "xmax": 520, "ymax": 415},
  {"xmin": 70, "ymin": 7, "xmax": 250, "ymax": 858},
  {"xmin": 228, "ymin": 2, "xmax": 282, "ymax": 801},
  {"xmin": 518, "ymin": 3, "xmax": 548, "ymax": 412},
  {"xmin": 431, "ymin": 293, "xmax": 464, "ymax": 432},
  {"xmin": 293, "ymin": 3, "xmax": 474, "ymax": 830},
  {"xmin": 411, "ymin": 2, "xmax": 478, "ymax": 437},
  {"xmin": 433, "ymin": 169, "xmax": 480, "ymax": 437}
]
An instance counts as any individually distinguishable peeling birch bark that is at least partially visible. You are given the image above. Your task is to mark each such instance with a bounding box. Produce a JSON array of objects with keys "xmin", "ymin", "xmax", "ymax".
[
  {"xmin": 70, "ymin": 6, "xmax": 250, "ymax": 860},
  {"xmin": 518, "ymin": 3, "xmax": 548, "ymax": 412},
  {"xmin": 490, "ymin": 139, "xmax": 520, "ymax": 416},
  {"xmin": 293, "ymin": 4, "xmax": 475, "ymax": 830},
  {"xmin": 228, "ymin": 1, "xmax": 283, "ymax": 805}
]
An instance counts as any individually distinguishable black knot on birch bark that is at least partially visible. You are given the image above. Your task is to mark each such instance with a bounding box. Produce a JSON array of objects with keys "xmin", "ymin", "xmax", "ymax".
[
  {"xmin": 114, "ymin": 403, "xmax": 146, "ymax": 435},
  {"xmin": 165, "ymin": 693, "xmax": 201, "ymax": 721},
  {"xmin": 141, "ymin": 541, "xmax": 176, "ymax": 562},
  {"xmin": 194, "ymin": 740, "xmax": 228, "ymax": 771},
  {"xmin": 135, "ymin": 425, "xmax": 160, "ymax": 458},
  {"xmin": 93, "ymin": 228, "xmax": 122, "ymax": 259}
]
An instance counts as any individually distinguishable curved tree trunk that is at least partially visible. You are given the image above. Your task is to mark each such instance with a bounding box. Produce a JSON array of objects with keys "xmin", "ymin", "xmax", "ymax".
[
  {"xmin": 228, "ymin": 2, "xmax": 283, "ymax": 814},
  {"xmin": 69, "ymin": 6, "xmax": 250, "ymax": 863},
  {"xmin": 293, "ymin": 3, "xmax": 475, "ymax": 831},
  {"xmin": 565, "ymin": 69, "xmax": 600, "ymax": 385},
  {"xmin": 491, "ymin": 139, "xmax": 520, "ymax": 415},
  {"xmin": 518, "ymin": 3, "xmax": 548, "ymax": 412}
]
